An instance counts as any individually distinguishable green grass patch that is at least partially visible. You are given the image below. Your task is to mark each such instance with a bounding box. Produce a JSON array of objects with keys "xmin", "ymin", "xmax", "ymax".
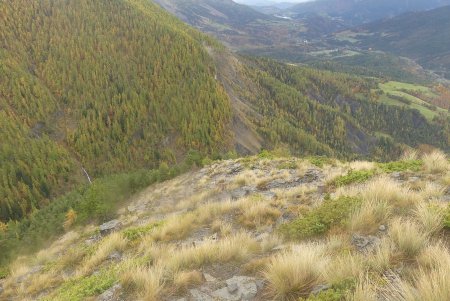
[
  {"xmin": 0, "ymin": 266, "xmax": 9, "ymax": 279},
  {"xmin": 277, "ymin": 161, "xmax": 298, "ymax": 170},
  {"xmin": 122, "ymin": 221, "xmax": 163, "ymax": 241},
  {"xmin": 45, "ymin": 267, "xmax": 117, "ymax": 301},
  {"xmin": 330, "ymin": 170, "xmax": 376, "ymax": 187},
  {"xmin": 308, "ymin": 156, "xmax": 335, "ymax": 168},
  {"xmin": 279, "ymin": 196, "xmax": 362, "ymax": 240},
  {"xmin": 378, "ymin": 160, "xmax": 423, "ymax": 173},
  {"xmin": 300, "ymin": 279, "xmax": 356, "ymax": 301},
  {"xmin": 444, "ymin": 205, "xmax": 450, "ymax": 229},
  {"xmin": 377, "ymin": 81, "xmax": 448, "ymax": 121}
]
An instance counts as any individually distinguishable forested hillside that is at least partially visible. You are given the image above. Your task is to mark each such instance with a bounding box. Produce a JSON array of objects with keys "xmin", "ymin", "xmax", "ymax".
[{"xmin": 0, "ymin": 0, "xmax": 232, "ymax": 222}]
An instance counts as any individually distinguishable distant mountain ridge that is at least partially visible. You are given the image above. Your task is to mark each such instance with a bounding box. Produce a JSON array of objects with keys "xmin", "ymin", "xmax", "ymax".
[
  {"xmin": 334, "ymin": 5, "xmax": 450, "ymax": 78},
  {"xmin": 288, "ymin": 0, "xmax": 450, "ymax": 25}
]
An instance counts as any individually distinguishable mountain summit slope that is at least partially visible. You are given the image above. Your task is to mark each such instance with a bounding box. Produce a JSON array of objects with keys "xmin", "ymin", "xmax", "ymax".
[{"xmin": 1, "ymin": 153, "xmax": 450, "ymax": 300}]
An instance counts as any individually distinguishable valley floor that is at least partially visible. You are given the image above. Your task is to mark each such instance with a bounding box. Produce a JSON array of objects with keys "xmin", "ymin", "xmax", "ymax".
[{"xmin": 1, "ymin": 152, "xmax": 450, "ymax": 301}]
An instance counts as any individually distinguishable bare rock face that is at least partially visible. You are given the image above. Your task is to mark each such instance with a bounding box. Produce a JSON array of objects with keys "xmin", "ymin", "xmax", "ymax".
[
  {"xmin": 352, "ymin": 234, "xmax": 380, "ymax": 253},
  {"xmin": 99, "ymin": 219, "xmax": 122, "ymax": 236},
  {"xmin": 189, "ymin": 289, "xmax": 215, "ymax": 301},
  {"xmin": 97, "ymin": 284, "xmax": 122, "ymax": 301},
  {"xmin": 212, "ymin": 276, "xmax": 258, "ymax": 301}
]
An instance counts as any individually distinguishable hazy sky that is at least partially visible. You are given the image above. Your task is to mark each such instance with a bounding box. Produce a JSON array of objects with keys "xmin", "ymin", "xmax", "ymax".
[{"xmin": 234, "ymin": 0, "xmax": 313, "ymax": 4}]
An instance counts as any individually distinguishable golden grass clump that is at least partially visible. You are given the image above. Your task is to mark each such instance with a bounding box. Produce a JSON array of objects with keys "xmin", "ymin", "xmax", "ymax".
[
  {"xmin": 419, "ymin": 182, "xmax": 446, "ymax": 200},
  {"xmin": 368, "ymin": 239, "xmax": 394, "ymax": 273},
  {"xmin": 389, "ymin": 218, "xmax": 428, "ymax": 259},
  {"xmin": 167, "ymin": 232, "xmax": 259, "ymax": 272},
  {"xmin": 422, "ymin": 150, "xmax": 449, "ymax": 174},
  {"xmin": 239, "ymin": 199, "xmax": 281, "ymax": 228},
  {"xmin": 324, "ymin": 253, "xmax": 365, "ymax": 285},
  {"xmin": 78, "ymin": 232, "xmax": 127, "ymax": 275},
  {"xmin": 350, "ymin": 200, "xmax": 391, "ymax": 234},
  {"xmin": 152, "ymin": 201, "xmax": 238, "ymax": 242},
  {"xmin": 173, "ymin": 270, "xmax": 203, "ymax": 292},
  {"xmin": 414, "ymin": 202, "xmax": 445, "ymax": 235},
  {"xmin": 417, "ymin": 243, "xmax": 450, "ymax": 270},
  {"xmin": 348, "ymin": 161, "xmax": 376, "ymax": 171},
  {"xmin": 398, "ymin": 265, "xmax": 450, "ymax": 301},
  {"xmin": 361, "ymin": 176, "xmax": 420, "ymax": 209},
  {"xmin": 264, "ymin": 243, "xmax": 329, "ymax": 300},
  {"xmin": 120, "ymin": 262, "xmax": 165, "ymax": 301},
  {"xmin": 350, "ymin": 278, "xmax": 377, "ymax": 301}
]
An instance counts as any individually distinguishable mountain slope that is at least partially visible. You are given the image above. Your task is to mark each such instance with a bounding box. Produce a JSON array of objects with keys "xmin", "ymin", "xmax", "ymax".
[
  {"xmin": 0, "ymin": 0, "xmax": 232, "ymax": 221},
  {"xmin": 1, "ymin": 153, "xmax": 450, "ymax": 300},
  {"xmin": 288, "ymin": 0, "xmax": 450, "ymax": 25},
  {"xmin": 335, "ymin": 5, "xmax": 450, "ymax": 78}
]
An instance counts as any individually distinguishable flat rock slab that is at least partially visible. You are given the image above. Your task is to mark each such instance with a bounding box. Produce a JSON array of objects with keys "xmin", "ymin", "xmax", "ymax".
[
  {"xmin": 352, "ymin": 234, "xmax": 380, "ymax": 253},
  {"xmin": 212, "ymin": 276, "xmax": 258, "ymax": 301},
  {"xmin": 99, "ymin": 219, "xmax": 122, "ymax": 236},
  {"xmin": 97, "ymin": 284, "xmax": 122, "ymax": 301},
  {"xmin": 189, "ymin": 289, "xmax": 215, "ymax": 301}
]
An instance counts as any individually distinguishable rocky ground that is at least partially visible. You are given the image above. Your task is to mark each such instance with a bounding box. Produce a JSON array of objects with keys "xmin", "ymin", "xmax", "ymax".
[{"xmin": 1, "ymin": 152, "xmax": 449, "ymax": 301}]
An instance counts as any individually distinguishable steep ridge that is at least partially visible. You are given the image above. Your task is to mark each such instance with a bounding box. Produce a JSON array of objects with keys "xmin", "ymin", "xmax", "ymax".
[{"xmin": 1, "ymin": 152, "xmax": 449, "ymax": 300}]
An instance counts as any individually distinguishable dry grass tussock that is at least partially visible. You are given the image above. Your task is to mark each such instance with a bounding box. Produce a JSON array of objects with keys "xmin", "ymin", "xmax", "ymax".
[
  {"xmin": 165, "ymin": 232, "xmax": 259, "ymax": 272},
  {"xmin": 413, "ymin": 202, "xmax": 445, "ymax": 235},
  {"xmin": 264, "ymin": 243, "xmax": 329, "ymax": 300},
  {"xmin": 239, "ymin": 198, "xmax": 281, "ymax": 228},
  {"xmin": 422, "ymin": 150, "xmax": 449, "ymax": 174},
  {"xmin": 417, "ymin": 243, "xmax": 450, "ymax": 270},
  {"xmin": 152, "ymin": 200, "xmax": 238, "ymax": 242},
  {"xmin": 368, "ymin": 239, "xmax": 394, "ymax": 273},
  {"xmin": 78, "ymin": 232, "xmax": 127, "ymax": 276},
  {"xmin": 350, "ymin": 277, "xmax": 377, "ymax": 301},
  {"xmin": 334, "ymin": 176, "xmax": 420, "ymax": 211},
  {"xmin": 396, "ymin": 265, "xmax": 450, "ymax": 301},
  {"xmin": 418, "ymin": 182, "xmax": 446, "ymax": 199},
  {"xmin": 173, "ymin": 270, "xmax": 203, "ymax": 293},
  {"xmin": 389, "ymin": 218, "xmax": 428, "ymax": 260},
  {"xmin": 324, "ymin": 253, "xmax": 365, "ymax": 285},
  {"xmin": 347, "ymin": 161, "xmax": 376, "ymax": 171},
  {"xmin": 120, "ymin": 261, "xmax": 165, "ymax": 301},
  {"xmin": 350, "ymin": 200, "xmax": 392, "ymax": 234}
]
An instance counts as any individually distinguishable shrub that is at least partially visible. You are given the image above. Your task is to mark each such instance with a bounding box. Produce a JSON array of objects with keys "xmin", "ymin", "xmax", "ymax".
[
  {"xmin": 47, "ymin": 267, "xmax": 117, "ymax": 301},
  {"xmin": 308, "ymin": 156, "xmax": 335, "ymax": 168},
  {"xmin": 330, "ymin": 170, "xmax": 375, "ymax": 188},
  {"xmin": 378, "ymin": 160, "xmax": 423, "ymax": 173},
  {"xmin": 122, "ymin": 222, "xmax": 162, "ymax": 241},
  {"xmin": 279, "ymin": 197, "xmax": 362, "ymax": 240},
  {"xmin": 444, "ymin": 205, "xmax": 450, "ymax": 229},
  {"xmin": 300, "ymin": 279, "xmax": 356, "ymax": 301}
]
